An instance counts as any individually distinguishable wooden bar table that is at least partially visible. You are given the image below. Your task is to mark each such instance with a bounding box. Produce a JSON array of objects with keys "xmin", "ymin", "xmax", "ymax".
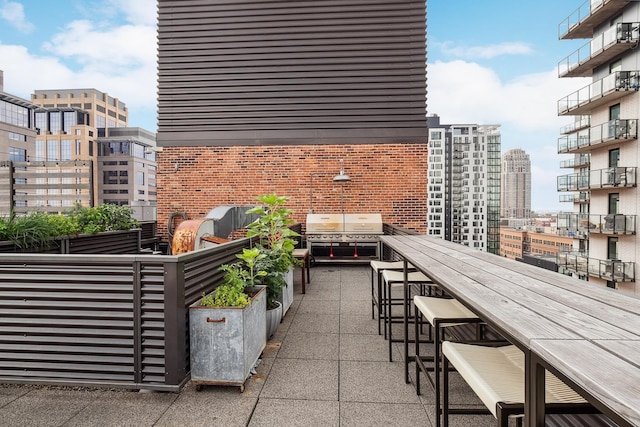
[{"xmin": 380, "ymin": 235, "xmax": 640, "ymax": 427}]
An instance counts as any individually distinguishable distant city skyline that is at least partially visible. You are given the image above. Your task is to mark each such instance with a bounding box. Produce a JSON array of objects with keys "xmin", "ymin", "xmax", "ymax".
[{"xmin": 0, "ymin": 0, "xmax": 589, "ymax": 211}]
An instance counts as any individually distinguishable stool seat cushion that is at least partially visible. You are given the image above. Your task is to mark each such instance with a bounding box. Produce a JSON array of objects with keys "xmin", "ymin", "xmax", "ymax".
[
  {"xmin": 442, "ymin": 342, "xmax": 585, "ymax": 419},
  {"xmin": 413, "ymin": 296, "xmax": 478, "ymax": 325},
  {"xmin": 370, "ymin": 260, "xmax": 410, "ymax": 273},
  {"xmin": 382, "ymin": 269, "xmax": 432, "ymax": 286}
]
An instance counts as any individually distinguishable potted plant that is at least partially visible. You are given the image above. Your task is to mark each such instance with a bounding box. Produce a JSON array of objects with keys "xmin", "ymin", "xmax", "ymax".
[
  {"xmin": 188, "ymin": 247, "xmax": 267, "ymax": 392},
  {"xmin": 246, "ymin": 194, "xmax": 300, "ymax": 318}
]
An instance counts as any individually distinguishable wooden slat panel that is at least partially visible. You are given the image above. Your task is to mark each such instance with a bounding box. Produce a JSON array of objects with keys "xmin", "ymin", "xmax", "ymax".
[{"xmin": 157, "ymin": 0, "xmax": 427, "ymax": 145}]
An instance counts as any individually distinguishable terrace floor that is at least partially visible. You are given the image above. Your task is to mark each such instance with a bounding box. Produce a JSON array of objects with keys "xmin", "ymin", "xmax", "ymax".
[{"xmin": 0, "ymin": 265, "xmax": 616, "ymax": 426}]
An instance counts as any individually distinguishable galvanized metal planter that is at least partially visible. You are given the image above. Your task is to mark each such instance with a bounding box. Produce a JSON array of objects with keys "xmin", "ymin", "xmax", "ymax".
[
  {"xmin": 278, "ymin": 268, "xmax": 294, "ymax": 316},
  {"xmin": 189, "ymin": 286, "xmax": 266, "ymax": 392}
]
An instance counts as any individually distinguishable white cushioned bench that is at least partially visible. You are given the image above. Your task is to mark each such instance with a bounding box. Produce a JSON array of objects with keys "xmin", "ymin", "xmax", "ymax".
[{"xmin": 442, "ymin": 342, "xmax": 590, "ymax": 427}]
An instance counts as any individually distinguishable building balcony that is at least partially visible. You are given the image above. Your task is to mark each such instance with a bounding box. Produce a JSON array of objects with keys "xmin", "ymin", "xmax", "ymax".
[
  {"xmin": 559, "ymin": 0, "xmax": 635, "ymax": 40},
  {"xmin": 559, "ymin": 154, "xmax": 590, "ymax": 168},
  {"xmin": 558, "ymin": 71, "xmax": 640, "ymax": 116},
  {"xmin": 557, "ymin": 166, "xmax": 637, "ymax": 191},
  {"xmin": 557, "ymin": 119, "xmax": 638, "ymax": 153},
  {"xmin": 558, "ymin": 192, "xmax": 590, "ymax": 203},
  {"xmin": 559, "ymin": 22, "xmax": 640, "ymax": 77},
  {"xmin": 557, "ymin": 212, "xmax": 636, "ymax": 235},
  {"xmin": 557, "ymin": 251, "xmax": 635, "ymax": 282},
  {"xmin": 560, "ymin": 115, "xmax": 590, "ymax": 135}
]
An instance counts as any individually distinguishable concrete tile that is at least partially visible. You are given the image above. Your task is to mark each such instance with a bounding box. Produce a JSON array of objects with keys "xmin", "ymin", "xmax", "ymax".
[
  {"xmin": 278, "ymin": 332, "xmax": 339, "ymax": 360},
  {"xmin": 0, "ymin": 384, "xmax": 30, "ymax": 407},
  {"xmin": 155, "ymin": 382, "xmax": 258, "ymax": 427},
  {"xmin": 296, "ymin": 299, "xmax": 340, "ymax": 315},
  {"xmin": 300, "ymin": 283, "xmax": 341, "ymax": 300},
  {"xmin": 289, "ymin": 313, "xmax": 340, "ymax": 334},
  {"xmin": 340, "ymin": 333, "xmax": 400, "ymax": 362},
  {"xmin": 340, "ymin": 299, "xmax": 371, "ymax": 316},
  {"xmin": 340, "ymin": 402, "xmax": 430, "ymax": 427},
  {"xmin": 63, "ymin": 389, "xmax": 177, "ymax": 427},
  {"xmin": 339, "ymin": 360, "xmax": 420, "ymax": 404},
  {"xmin": 249, "ymin": 398, "xmax": 339, "ymax": 427},
  {"xmin": 260, "ymin": 359, "xmax": 338, "ymax": 401},
  {"xmin": 340, "ymin": 284, "xmax": 372, "ymax": 301},
  {"xmin": 0, "ymin": 387, "xmax": 96, "ymax": 427},
  {"xmin": 339, "ymin": 314, "xmax": 379, "ymax": 335},
  {"xmin": 262, "ymin": 337, "xmax": 283, "ymax": 359}
]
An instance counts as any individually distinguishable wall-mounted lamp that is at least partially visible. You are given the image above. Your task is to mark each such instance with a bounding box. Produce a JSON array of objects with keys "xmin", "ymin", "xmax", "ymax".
[{"xmin": 333, "ymin": 159, "xmax": 351, "ymax": 182}]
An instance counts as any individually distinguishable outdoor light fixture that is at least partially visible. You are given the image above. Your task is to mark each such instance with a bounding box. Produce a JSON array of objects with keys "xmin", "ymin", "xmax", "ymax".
[{"xmin": 333, "ymin": 159, "xmax": 351, "ymax": 182}]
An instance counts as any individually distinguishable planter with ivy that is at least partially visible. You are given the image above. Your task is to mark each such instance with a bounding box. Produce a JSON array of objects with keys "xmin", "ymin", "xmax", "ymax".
[{"xmin": 188, "ymin": 248, "xmax": 267, "ymax": 392}]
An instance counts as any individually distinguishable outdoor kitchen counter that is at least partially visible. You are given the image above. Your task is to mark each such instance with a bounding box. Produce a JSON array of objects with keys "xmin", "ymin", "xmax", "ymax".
[{"xmin": 380, "ymin": 234, "xmax": 640, "ymax": 427}]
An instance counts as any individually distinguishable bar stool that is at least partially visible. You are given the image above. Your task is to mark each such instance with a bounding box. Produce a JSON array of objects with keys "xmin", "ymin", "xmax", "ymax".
[
  {"xmin": 370, "ymin": 260, "xmax": 415, "ymax": 335},
  {"xmin": 381, "ymin": 269, "xmax": 435, "ymax": 362},
  {"xmin": 413, "ymin": 295, "xmax": 482, "ymax": 427}
]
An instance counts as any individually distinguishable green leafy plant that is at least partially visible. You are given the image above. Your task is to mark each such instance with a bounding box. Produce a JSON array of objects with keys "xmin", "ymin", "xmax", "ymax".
[
  {"xmin": 69, "ymin": 203, "xmax": 139, "ymax": 234},
  {"xmin": 0, "ymin": 212, "xmax": 58, "ymax": 250},
  {"xmin": 200, "ymin": 247, "xmax": 268, "ymax": 308},
  {"xmin": 0, "ymin": 203, "xmax": 139, "ymax": 252},
  {"xmin": 246, "ymin": 194, "xmax": 300, "ymax": 309}
]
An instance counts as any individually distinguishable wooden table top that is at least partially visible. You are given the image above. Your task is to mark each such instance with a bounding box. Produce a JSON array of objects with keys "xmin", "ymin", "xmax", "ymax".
[{"xmin": 380, "ymin": 235, "xmax": 640, "ymax": 426}]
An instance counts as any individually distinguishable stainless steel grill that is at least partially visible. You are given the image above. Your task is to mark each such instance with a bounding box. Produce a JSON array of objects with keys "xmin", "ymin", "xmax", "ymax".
[{"xmin": 306, "ymin": 213, "xmax": 383, "ymax": 263}]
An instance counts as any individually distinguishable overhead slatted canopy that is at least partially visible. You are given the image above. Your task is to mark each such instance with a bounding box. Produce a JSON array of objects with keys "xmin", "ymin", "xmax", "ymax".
[{"xmin": 156, "ymin": 0, "xmax": 427, "ymax": 146}]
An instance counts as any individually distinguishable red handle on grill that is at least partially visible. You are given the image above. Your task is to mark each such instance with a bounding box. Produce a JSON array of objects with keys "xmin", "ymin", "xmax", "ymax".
[
  {"xmin": 353, "ymin": 241, "xmax": 358, "ymax": 258},
  {"xmin": 329, "ymin": 241, "xmax": 334, "ymax": 258}
]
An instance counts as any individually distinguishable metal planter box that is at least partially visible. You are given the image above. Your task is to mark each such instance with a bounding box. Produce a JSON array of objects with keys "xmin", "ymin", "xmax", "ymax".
[
  {"xmin": 278, "ymin": 268, "xmax": 294, "ymax": 316},
  {"xmin": 189, "ymin": 286, "xmax": 266, "ymax": 391}
]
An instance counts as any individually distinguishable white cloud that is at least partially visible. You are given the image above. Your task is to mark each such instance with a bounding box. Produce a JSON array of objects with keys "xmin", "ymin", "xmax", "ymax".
[
  {"xmin": 1, "ymin": 1, "xmax": 158, "ymax": 129},
  {"xmin": 428, "ymin": 60, "xmax": 589, "ymax": 133},
  {"xmin": 428, "ymin": 60, "xmax": 591, "ymax": 211},
  {"xmin": 434, "ymin": 41, "xmax": 533, "ymax": 59},
  {"xmin": 0, "ymin": 0, "xmax": 34, "ymax": 33}
]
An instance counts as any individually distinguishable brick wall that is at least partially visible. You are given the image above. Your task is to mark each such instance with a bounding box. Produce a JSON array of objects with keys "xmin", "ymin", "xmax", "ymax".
[{"xmin": 156, "ymin": 143, "xmax": 427, "ymax": 239}]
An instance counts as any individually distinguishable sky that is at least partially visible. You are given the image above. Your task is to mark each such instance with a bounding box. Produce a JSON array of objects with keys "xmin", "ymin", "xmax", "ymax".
[{"xmin": 0, "ymin": 0, "xmax": 591, "ymax": 212}]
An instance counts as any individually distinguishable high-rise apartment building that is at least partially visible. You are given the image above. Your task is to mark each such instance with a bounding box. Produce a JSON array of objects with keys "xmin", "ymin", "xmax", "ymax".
[
  {"xmin": 427, "ymin": 115, "xmax": 501, "ymax": 254},
  {"xmin": 556, "ymin": 0, "xmax": 639, "ymax": 294},
  {"xmin": 501, "ymin": 148, "xmax": 531, "ymax": 219}
]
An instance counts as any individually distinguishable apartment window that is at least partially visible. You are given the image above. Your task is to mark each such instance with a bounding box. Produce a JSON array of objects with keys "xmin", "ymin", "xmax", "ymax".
[
  {"xmin": 137, "ymin": 171, "xmax": 144, "ymax": 185},
  {"xmin": 61, "ymin": 140, "xmax": 71, "ymax": 161},
  {"xmin": 608, "ymin": 237, "xmax": 619, "ymax": 260},
  {"xmin": 46, "ymin": 140, "xmax": 57, "ymax": 161},
  {"xmin": 610, "ymin": 104, "xmax": 620, "ymax": 121},
  {"xmin": 609, "ymin": 148, "xmax": 620, "ymax": 168},
  {"xmin": 610, "ymin": 59, "xmax": 622, "ymax": 74},
  {"xmin": 9, "ymin": 147, "xmax": 26, "ymax": 162},
  {"xmin": 609, "ymin": 193, "xmax": 619, "ymax": 215}
]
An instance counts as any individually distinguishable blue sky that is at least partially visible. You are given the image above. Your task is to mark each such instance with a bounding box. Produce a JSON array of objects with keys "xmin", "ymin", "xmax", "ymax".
[{"xmin": 0, "ymin": 0, "xmax": 591, "ymax": 212}]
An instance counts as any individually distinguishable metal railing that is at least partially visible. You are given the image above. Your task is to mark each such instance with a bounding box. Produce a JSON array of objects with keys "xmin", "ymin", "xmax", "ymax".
[
  {"xmin": 560, "ymin": 116, "xmax": 590, "ymax": 135},
  {"xmin": 558, "ymin": 192, "xmax": 590, "ymax": 203},
  {"xmin": 557, "ymin": 212, "xmax": 636, "ymax": 235},
  {"xmin": 558, "ymin": 0, "xmax": 634, "ymax": 39},
  {"xmin": 559, "ymin": 154, "xmax": 590, "ymax": 168},
  {"xmin": 0, "ymin": 238, "xmax": 251, "ymax": 391},
  {"xmin": 557, "ymin": 251, "xmax": 635, "ymax": 282},
  {"xmin": 590, "ymin": 119, "xmax": 638, "ymax": 144},
  {"xmin": 558, "ymin": 119, "xmax": 637, "ymax": 153},
  {"xmin": 558, "ymin": 71, "xmax": 640, "ymax": 115},
  {"xmin": 559, "ymin": 22, "xmax": 640, "ymax": 77},
  {"xmin": 558, "ymin": 167, "xmax": 637, "ymax": 190}
]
